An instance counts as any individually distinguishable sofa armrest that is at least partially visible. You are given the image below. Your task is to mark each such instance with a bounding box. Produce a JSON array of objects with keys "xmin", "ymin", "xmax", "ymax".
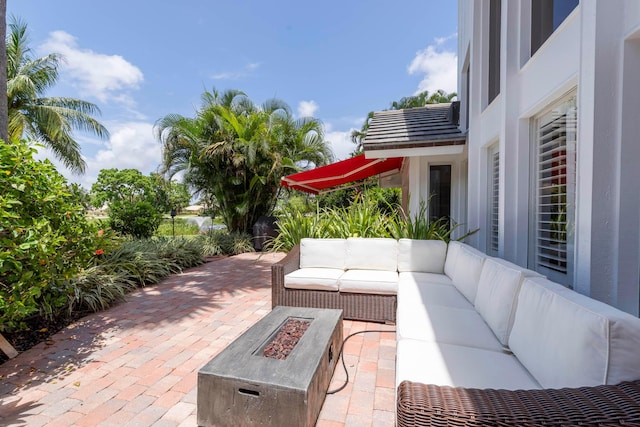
[
  {"xmin": 397, "ymin": 380, "xmax": 640, "ymax": 427},
  {"xmin": 271, "ymin": 244, "xmax": 301, "ymax": 308}
]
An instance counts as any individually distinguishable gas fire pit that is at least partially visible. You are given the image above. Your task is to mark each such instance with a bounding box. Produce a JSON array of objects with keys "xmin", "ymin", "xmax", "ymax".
[{"xmin": 197, "ymin": 306, "xmax": 343, "ymax": 427}]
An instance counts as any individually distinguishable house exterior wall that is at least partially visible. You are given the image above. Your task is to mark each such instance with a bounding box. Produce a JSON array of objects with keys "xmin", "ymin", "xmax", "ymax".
[{"xmin": 458, "ymin": 0, "xmax": 640, "ymax": 315}]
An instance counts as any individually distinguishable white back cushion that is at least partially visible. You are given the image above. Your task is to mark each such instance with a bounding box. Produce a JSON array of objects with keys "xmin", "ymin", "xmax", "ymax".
[
  {"xmin": 346, "ymin": 237, "xmax": 398, "ymax": 271},
  {"xmin": 299, "ymin": 238, "xmax": 346, "ymax": 269},
  {"xmin": 397, "ymin": 239, "xmax": 447, "ymax": 273},
  {"xmin": 443, "ymin": 241, "xmax": 464, "ymax": 278},
  {"xmin": 474, "ymin": 258, "xmax": 526, "ymax": 345},
  {"xmin": 510, "ymin": 277, "xmax": 640, "ymax": 388},
  {"xmin": 449, "ymin": 245, "xmax": 486, "ymax": 304}
]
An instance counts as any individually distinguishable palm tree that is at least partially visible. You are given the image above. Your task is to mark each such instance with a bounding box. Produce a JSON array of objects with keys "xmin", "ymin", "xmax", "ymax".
[
  {"xmin": 0, "ymin": 1, "xmax": 8, "ymax": 142},
  {"xmin": 155, "ymin": 88, "xmax": 333, "ymax": 232},
  {"xmin": 6, "ymin": 18, "xmax": 109, "ymax": 173},
  {"xmin": 351, "ymin": 89, "xmax": 457, "ymax": 152}
]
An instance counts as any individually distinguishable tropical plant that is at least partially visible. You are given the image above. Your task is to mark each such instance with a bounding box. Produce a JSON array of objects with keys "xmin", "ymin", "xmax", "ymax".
[
  {"xmin": 0, "ymin": 0, "xmax": 8, "ymax": 141},
  {"xmin": 6, "ymin": 18, "xmax": 109, "ymax": 174},
  {"xmin": 68, "ymin": 237, "xmax": 204, "ymax": 314},
  {"xmin": 155, "ymin": 88, "xmax": 333, "ymax": 233},
  {"xmin": 351, "ymin": 89, "xmax": 457, "ymax": 151},
  {"xmin": 0, "ymin": 139, "xmax": 99, "ymax": 331},
  {"xmin": 198, "ymin": 231, "xmax": 255, "ymax": 256},
  {"xmin": 268, "ymin": 197, "xmax": 476, "ymax": 252}
]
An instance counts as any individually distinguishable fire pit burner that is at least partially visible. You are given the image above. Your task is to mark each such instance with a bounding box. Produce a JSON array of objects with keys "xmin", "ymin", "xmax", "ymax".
[{"xmin": 261, "ymin": 317, "xmax": 311, "ymax": 360}]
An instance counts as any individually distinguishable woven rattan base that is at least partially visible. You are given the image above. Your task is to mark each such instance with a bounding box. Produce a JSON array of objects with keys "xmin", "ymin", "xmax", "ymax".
[{"xmin": 397, "ymin": 380, "xmax": 640, "ymax": 427}]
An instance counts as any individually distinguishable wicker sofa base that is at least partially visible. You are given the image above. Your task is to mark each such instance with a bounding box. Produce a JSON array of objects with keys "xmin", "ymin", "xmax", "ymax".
[
  {"xmin": 397, "ymin": 380, "xmax": 640, "ymax": 427},
  {"xmin": 271, "ymin": 245, "xmax": 397, "ymax": 323}
]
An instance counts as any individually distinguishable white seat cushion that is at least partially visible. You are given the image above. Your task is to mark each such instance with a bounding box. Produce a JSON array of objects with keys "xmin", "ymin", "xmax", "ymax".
[
  {"xmin": 346, "ymin": 237, "xmax": 398, "ymax": 271},
  {"xmin": 449, "ymin": 245, "xmax": 486, "ymax": 304},
  {"xmin": 443, "ymin": 240, "xmax": 464, "ymax": 278},
  {"xmin": 398, "ymin": 277, "xmax": 475, "ymax": 311},
  {"xmin": 396, "ymin": 304, "xmax": 504, "ymax": 352},
  {"xmin": 474, "ymin": 258, "xmax": 527, "ymax": 346},
  {"xmin": 396, "ymin": 339, "xmax": 541, "ymax": 390},
  {"xmin": 299, "ymin": 238, "xmax": 347, "ymax": 269},
  {"xmin": 284, "ymin": 268, "xmax": 343, "ymax": 291},
  {"xmin": 397, "ymin": 239, "xmax": 447, "ymax": 273},
  {"xmin": 399, "ymin": 271, "xmax": 453, "ymax": 287},
  {"xmin": 338, "ymin": 269, "xmax": 398, "ymax": 295},
  {"xmin": 510, "ymin": 277, "xmax": 640, "ymax": 388}
]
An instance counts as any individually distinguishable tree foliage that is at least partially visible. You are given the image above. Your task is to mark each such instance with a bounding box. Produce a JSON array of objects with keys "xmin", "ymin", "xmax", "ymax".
[
  {"xmin": 90, "ymin": 168, "xmax": 184, "ymax": 238},
  {"xmin": 0, "ymin": 139, "xmax": 99, "ymax": 331},
  {"xmin": 6, "ymin": 18, "xmax": 109, "ymax": 174},
  {"xmin": 108, "ymin": 200, "xmax": 163, "ymax": 239},
  {"xmin": 155, "ymin": 88, "xmax": 333, "ymax": 233},
  {"xmin": 90, "ymin": 168, "xmax": 155, "ymax": 207}
]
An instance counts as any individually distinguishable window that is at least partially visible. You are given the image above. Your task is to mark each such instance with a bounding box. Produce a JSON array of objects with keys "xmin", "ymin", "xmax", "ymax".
[
  {"xmin": 531, "ymin": 0, "xmax": 579, "ymax": 55},
  {"xmin": 531, "ymin": 94, "xmax": 577, "ymax": 286},
  {"xmin": 488, "ymin": 144, "xmax": 500, "ymax": 256},
  {"xmin": 488, "ymin": 0, "xmax": 501, "ymax": 104},
  {"xmin": 429, "ymin": 165, "xmax": 451, "ymax": 223}
]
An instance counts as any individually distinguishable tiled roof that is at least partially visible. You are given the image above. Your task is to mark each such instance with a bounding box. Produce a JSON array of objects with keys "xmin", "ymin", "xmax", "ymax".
[{"xmin": 362, "ymin": 102, "xmax": 467, "ymax": 152}]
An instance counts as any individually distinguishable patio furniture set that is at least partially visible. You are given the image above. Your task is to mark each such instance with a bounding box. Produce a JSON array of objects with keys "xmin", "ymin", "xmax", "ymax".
[{"xmin": 272, "ymin": 237, "xmax": 640, "ymax": 426}]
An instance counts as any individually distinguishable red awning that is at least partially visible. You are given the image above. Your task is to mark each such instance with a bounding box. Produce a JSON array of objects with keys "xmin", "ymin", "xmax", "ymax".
[{"xmin": 281, "ymin": 154, "xmax": 403, "ymax": 194}]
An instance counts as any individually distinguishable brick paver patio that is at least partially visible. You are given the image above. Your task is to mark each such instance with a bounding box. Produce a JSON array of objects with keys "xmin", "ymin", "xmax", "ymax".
[{"xmin": 0, "ymin": 253, "xmax": 396, "ymax": 426}]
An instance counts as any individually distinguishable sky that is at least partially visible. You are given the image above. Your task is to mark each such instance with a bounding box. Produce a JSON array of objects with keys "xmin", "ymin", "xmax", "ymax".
[{"xmin": 7, "ymin": 0, "xmax": 459, "ymax": 189}]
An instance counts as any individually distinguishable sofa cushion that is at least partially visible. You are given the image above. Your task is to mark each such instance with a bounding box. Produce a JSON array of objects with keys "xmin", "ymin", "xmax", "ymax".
[
  {"xmin": 449, "ymin": 245, "xmax": 486, "ymax": 304},
  {"xmin": 396, "ymin": 304, "xmax": 504, "ymax": 352},
  {"xmin": 474, "ymin": 258, "xmax": 527, "ymax": 346},
  {"xmin": 299, "ymin": 238, "xmax": 347, "ymax": 270},
  {"xmin": 443, "ymin": 240, "xmax": 464, "ymax": 278},
  {"xmin": 338, "ymin": 269, "xmax": 398, "ymax": 295},
  {"xmin": 396, "ymin": 339, "xmax": 541, "ymax": 390},
  {"xmin": 284, "ymin": 268, "xmax": 343, "ymax": 291},
  {"xmin": 345, "ymin": 237, "xmax": 398, "ymax": 271},
  {"xmin": 510, "ymin": 277, "xmax": 640, "ymax": 388},
  {"xmin": 398, "ymin": 275, "xmax": 474, "ymax": 311},
  {"xmin": 397, "ymin": 239, "xmax": 447, "ymax": 273},
  {"xmin": 489, "ymin": 257, "xmax": 543, "ymax": 278},
  {"xmin": 398, "ymin": 271, "xmax": 453, "ymax": 287}
]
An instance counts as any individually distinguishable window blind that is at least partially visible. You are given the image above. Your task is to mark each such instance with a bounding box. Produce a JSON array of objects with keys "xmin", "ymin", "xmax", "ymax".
[
  {"xmin": 489, "ymin": 146, "xmax": 499, "ymax": 256},
  {"xmin": 534, "ymin": 99, "xmax": 576, "ymax": 283}
]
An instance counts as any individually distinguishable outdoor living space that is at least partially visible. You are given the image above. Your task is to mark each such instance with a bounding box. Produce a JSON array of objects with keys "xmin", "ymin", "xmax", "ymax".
[{"xmin": 0, "ymin": 253, "xmax": 396, "ymax": 427}]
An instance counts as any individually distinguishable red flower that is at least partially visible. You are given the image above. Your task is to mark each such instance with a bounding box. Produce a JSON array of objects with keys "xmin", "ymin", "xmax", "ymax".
[
  {"xmin": 94, "ymin": 249, "xmax": 104, "ymax": 256},
  {"xmin": 97, "ymin": 229, "xmax": 104, "ymax": 237}
]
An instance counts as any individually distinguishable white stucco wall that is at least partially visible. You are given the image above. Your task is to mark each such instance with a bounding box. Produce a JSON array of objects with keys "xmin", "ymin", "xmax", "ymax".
[{"xmin": 459, "ymin": 0, "xmax": 640, "ymax": 315}]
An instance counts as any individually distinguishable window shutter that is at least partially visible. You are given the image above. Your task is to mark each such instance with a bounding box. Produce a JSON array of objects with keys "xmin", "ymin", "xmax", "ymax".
[
  {"xmin": 533, "ymin": 96, "xmax": 577, "ymax": 285},
  {"xmin": 488, "ymin": 146, "xmax": 499, "ymax": 256}
]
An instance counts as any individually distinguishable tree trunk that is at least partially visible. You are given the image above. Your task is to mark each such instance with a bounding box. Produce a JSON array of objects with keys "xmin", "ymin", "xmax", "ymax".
[{"xmin": 0, "ymin": 0, "xmax": 8, "ymax": 143}]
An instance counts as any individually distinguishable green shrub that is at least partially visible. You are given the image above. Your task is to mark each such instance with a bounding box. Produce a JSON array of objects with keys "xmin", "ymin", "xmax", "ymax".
[
  {"xmin": 0, "ymin": 141, "xmax": 100, "ymax": 331},
  {"xmin": 199, "ymin": 231, "xmax": 255, "ymax": 256},
  {"xmin": 109, "ymin": 201, "xmax": 163, "ymax": 238}
]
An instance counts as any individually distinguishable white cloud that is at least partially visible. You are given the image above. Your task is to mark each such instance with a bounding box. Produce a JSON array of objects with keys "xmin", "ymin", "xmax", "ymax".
[
  {"xmin": 36, "ymin": 122, "xmax": 161, "ymax": 189},
  {"xmin": 40, "ymin": 31, "xmax": 144, "ymax": 105},
  {"xmin": 211, "ymin": 62, "xmax": 261, "ymax": 80},
  {"xmin": 408, "ymin": 36, "xmax": 458, "ymax": 95},
  {"xmin": 297, "ymin": 100, "xmax": 318, "ymax": 117},
  {"xmin": 324, "ymin": 123, "xmax": 356, "ymax": 161}
]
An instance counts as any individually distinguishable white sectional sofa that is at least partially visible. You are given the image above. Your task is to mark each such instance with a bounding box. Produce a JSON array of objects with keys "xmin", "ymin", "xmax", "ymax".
[{"xmin": 272, "ymin": 237, "xmax": 640, "ymax": 426}]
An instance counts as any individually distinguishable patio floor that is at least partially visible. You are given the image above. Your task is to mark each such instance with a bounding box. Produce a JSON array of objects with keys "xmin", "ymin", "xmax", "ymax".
[{"xmin": 0, "ymin": 253, "xmax": 397, "ymax": 427}]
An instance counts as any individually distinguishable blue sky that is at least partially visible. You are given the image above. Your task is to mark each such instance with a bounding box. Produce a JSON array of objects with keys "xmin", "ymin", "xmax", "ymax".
[{"xmin": 8, "ymin": 1, "xmax": 458, "ymax": 188}]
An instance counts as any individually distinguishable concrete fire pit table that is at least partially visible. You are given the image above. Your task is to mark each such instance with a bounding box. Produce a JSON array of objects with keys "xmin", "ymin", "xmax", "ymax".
[{"xmin": 197, "ymin": 306, "xmax": 343, "ymax": 426}]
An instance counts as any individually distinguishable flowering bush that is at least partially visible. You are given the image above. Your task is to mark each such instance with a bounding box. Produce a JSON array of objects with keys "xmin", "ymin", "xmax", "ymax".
[{"xmin": 0, "ymin": 141, "xmax": 105, "ymax": 331}]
